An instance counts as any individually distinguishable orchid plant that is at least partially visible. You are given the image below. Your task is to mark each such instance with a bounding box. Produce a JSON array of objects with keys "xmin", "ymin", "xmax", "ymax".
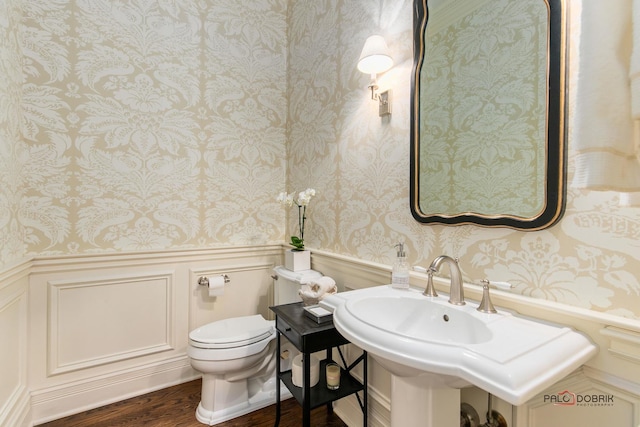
[{"xmin": 277, "ymin": 188, "xmax": 316, "ymax": 251}]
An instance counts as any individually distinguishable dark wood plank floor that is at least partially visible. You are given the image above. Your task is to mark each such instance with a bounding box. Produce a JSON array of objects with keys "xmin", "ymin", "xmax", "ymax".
[{"xmin": 38, "ymin": 379, "xmax": 348, "ymax": 427}]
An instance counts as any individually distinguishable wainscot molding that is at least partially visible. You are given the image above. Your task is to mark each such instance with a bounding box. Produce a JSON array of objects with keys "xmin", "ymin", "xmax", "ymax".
[
  {"xmin": 0, "ymin": 259, "xmax": 31, "ymax": 292},
  {"xmin": 0, "ymin": 389, "xmax": 30, "ymax": 427},
  {"xmin": 31, "ymin": 355, "xmax": 197, "ymax": 425},
  {"xmin": 30, "ymin": 244, "xmax": 283, "ymax": 274},
  {"xmin": 600, "ymin": 325, "xmax": 640, "ymax": 364},
  {"xmin": 47, "ymin": 271, "xmax": 176, "ymax": 376},
  {"xmin": 26, "ymin": 244, "xmax": 284, "ymax": 425},
  {"xmin": 517, "ymin": 366, "xmax": 640, "ymax": 427},
  {"xmin": 7, "ymin": 245, "xmax": 640, "ymax": 426},
  {"xmin": 0, "ymin": 259, "xmax": 31, "ymax": 427},
  {"xmin": 308, "ymin": 248, "xmax": 393, "ymax": 291}
]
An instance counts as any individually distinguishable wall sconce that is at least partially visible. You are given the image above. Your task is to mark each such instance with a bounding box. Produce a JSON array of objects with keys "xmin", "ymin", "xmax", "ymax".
[{"xmin": 357, "ymin": 35, "xmax": 394, "ymax": 116}]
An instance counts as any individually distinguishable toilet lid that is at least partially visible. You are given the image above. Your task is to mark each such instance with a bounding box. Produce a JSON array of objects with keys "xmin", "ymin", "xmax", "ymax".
[{"xmin": 189, "ymin": 315, "xmax": 274, "ymax": 349}]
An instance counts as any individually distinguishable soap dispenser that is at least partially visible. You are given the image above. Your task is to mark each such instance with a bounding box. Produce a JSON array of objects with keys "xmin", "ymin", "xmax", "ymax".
[{"xmin": 391, "ymin": 242, "xmax": 410, "ymax": 289}]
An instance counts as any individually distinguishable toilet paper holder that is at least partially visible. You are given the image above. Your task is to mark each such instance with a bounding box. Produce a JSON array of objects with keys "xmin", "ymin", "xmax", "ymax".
[{"xmin": 198, "ymin": 274, "xmax": 230, "ymax": 287}]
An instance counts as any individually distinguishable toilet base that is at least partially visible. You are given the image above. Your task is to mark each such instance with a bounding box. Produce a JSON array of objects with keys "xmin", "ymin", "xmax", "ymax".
[{"xmin": 195, "ymin": 376, "xmax": 292, "ymax": 425}]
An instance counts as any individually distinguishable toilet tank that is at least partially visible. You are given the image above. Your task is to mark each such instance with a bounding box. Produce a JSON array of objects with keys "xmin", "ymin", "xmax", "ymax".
[{"xmin": 272, "ymin": 266, "xmax": 322, "ymax": 305}]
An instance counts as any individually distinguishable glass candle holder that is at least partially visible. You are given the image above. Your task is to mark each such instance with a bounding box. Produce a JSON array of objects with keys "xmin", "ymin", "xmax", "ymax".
[{"xmin": 326, "ymin": 363, "xmax": 341, "ymax": 390}]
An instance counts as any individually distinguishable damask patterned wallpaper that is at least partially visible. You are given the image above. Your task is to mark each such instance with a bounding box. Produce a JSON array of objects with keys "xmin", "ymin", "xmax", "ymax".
[
  {"xmin": 12, "ymin": 0, "xmax": 288, "ymax": 256},
  {"xmin": 286, "ymin": 0, "xmax": 640, "ymax": 321},
  {"xmin": 0, "ymin": 0, "xmax": 24, "ymax": 266},
  {"xmin": 1, "ymin": 0, "xmax": 639, "ymax": 320}
]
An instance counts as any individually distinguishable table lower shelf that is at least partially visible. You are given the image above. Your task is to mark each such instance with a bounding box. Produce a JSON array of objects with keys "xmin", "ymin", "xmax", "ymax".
[{"xmin": 279, "ymin": 359, "xmax": 365, "ymax": 410}]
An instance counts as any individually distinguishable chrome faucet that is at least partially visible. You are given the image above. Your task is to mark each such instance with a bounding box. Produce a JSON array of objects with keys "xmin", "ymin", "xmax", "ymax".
[{"xmin": 425, "ymin": 255, "xmax": 465, "ymax": 305}]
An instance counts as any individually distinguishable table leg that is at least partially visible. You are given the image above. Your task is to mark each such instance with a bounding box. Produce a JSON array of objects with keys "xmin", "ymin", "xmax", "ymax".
[
  {"xmin": 326, "ymin": 347, "xmax": 333, "ymax": 413},
  {"xmin": 274, "ymin": 331, "xmax": 281, "ymax": 427},
  {"xmin": 303, "ymin": 352, "xmax": 311, "ymax": 427},
  {"xmin": 363, "ymin": 351, "xmax": 368, "ymax": 427}
]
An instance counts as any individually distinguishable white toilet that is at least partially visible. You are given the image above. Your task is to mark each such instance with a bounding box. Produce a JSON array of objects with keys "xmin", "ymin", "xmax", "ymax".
[{"xmin": 187, "ymin": 267, "xmax": 323, "ymax": 425}]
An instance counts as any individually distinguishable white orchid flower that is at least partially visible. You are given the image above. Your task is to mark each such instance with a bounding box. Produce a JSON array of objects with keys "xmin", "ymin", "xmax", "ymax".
[
  {"xmin": 276, "ymin": 188, "xmax": 316, "ymax": 250},
  {"xmin": 297, "ymin": 188, "xmax": 315, "ymax": 206}
]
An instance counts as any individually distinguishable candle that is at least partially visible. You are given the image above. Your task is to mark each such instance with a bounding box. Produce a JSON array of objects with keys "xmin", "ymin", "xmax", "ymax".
[{"xmin": 326, "ymin": 363, "xmax": 341, "ymax": 390}]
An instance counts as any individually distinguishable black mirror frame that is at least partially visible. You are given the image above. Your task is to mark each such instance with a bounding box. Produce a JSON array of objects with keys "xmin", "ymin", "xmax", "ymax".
[{"xmin": 410, "ymin": 0, "xmax": 567, "ymax": 230}]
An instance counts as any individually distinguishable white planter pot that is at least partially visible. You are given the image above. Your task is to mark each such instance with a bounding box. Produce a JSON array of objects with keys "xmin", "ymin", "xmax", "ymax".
[{"xmin": 284, "ymin": 249, "xmax": 311, "ymax": 272}]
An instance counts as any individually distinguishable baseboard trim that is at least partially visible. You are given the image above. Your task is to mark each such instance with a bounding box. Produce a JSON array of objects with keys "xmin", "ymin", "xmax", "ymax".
[
  {"xmin": 0, "ymin": 385, "xmax": 31, "ymax": 427},
  {"xmin": 30, "ymin": 355, "xmax": 198, "ymax": 425}
]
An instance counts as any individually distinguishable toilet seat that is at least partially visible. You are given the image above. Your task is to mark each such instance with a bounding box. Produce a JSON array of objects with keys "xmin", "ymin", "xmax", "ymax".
[{"xmin": 189, "ymin": 315, "xmax": 275, "ymax": 350}]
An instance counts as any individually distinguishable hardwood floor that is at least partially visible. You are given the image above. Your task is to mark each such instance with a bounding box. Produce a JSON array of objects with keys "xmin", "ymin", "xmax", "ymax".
[{"xmin": 38, "ymin": 379, "xmax": 348, "ymax": 427}]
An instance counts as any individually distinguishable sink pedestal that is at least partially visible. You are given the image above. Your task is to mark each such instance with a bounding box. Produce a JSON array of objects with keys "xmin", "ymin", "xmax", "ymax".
[{"xmin": 391, "ymin": 375, "xmax": 461, "ymax": 427}]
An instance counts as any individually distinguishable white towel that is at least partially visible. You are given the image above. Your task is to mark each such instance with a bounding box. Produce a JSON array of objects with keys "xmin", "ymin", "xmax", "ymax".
[
  {"xmin": 298, "ymin": 276, "xmax": 337, "ymax": 304},
  {"xmin": 571, "ymin": 0, "xmax": 640, "ymax": 194}
]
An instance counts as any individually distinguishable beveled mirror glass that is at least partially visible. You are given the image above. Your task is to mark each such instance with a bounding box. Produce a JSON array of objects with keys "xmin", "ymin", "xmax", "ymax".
[{"xmin": 410, "ymin": 0, "xmax": 566, "ymax": 229}]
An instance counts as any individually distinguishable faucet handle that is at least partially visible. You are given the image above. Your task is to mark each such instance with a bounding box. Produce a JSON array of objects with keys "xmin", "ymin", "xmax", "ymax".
[
  {"xmin": 477, "ymin": 279, "xmax": 497, "ymax": 314},
  {"xmin": 414, "ymin": 266, "xmax": 438, "ymax": 297},
  {"xmin": 423, "ymin": 267, "xmax": 439, "ymax": 297}
]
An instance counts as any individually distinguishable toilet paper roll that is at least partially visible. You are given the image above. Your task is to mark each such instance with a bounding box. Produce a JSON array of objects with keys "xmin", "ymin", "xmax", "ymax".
[
  {"xmin": 207, "ymin": 275, "xmax": 225, "ymax": 297},
  {"xmin": 291, "ymin": 354, "xmax": 319, "ymax": 388}
]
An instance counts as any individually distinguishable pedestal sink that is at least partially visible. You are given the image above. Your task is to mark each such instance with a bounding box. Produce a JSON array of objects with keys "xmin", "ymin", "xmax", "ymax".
[{"xmin": 321, "ymin": 285, "xmax": 597, "ymax": 426}]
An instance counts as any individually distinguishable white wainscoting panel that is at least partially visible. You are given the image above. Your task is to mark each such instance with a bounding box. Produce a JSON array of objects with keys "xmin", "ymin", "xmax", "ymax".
[
  {"xmin": 0, "ymin": 293, "xmax": 26, "ymax": 409},
  {"xmin": 47, "ymin": 272, "xmax": 175, "ymax": 375},
  {"xmin": 600, "ymin": 325, "xmax": 640, "ymax": 364},
  {"xmin": 18, "ymin": 246, "xmax": 640, "ymax": 426},
  {"xmin": 519, "ymin": 369, "xmax": 640, "ymax": 427},
  {"xmin": 28, "ymin": 245, "xmax": 282, "ymax": 425},
  {"xmin": 0, "ymin": 262, "xmax": 31, "ymax": 427}
]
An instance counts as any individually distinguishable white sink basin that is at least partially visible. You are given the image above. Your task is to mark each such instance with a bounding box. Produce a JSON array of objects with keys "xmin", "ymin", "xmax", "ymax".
[
  {"xmin": 348, "ymin": 295, "xmax": 492, "ymax": 345},
  {"xmin": 321, "ymin": 285, "xmax": 597, "ymax": 406}
]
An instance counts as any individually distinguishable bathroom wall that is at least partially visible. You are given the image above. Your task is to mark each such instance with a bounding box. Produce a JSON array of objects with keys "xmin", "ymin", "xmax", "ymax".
[
  {"xmin": 14, "ymin": 0, "xmax": 288, "ymax": 260},
  {"xmin": 10, "ymin": 0, "xmax": 638, "ymax": 323},
  {"xmin": 0, "ymin": 1, "xmax": 32, "ymax": 426},
  {"xmin": 0, "ymin": 1, "xmax": 291, "ymax": 425},
  {"xmin": 286, "ymin": 0, "xmax": 640, "ymax": 321},
  {"xmin": 0, "ymin": 0, "xmax": 26, "ymax": 269},
  {"xmin": 287, "ymin": 1, "xmax": 640, "ymax": 426},
  {"xmin": 2, "ymin": 0, "xmax": 640, "ymax": 425}
]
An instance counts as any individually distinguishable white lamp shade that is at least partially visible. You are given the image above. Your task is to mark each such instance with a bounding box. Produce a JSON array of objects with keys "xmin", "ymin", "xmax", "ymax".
[{"xmin": 357, "ymin": 35, "xmax": 393, "ymax": 75}]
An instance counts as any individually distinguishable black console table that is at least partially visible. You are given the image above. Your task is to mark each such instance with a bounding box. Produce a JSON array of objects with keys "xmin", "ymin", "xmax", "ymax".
[{"xmin": 270, "ymin": 302, "xmax": 367, "ymax": 427}]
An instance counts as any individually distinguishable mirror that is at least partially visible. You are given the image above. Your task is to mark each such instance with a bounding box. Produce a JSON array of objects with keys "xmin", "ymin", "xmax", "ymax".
[{"xmin": 410, "ymin": 0, "xmax": 567, "ymax": 229}]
